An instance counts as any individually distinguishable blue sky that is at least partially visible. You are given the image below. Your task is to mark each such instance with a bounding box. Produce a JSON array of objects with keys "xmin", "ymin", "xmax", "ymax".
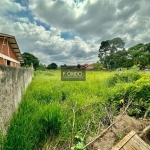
[{"xmin": 0, "ymin": 0, "xmax": 150, "ymax": 65}]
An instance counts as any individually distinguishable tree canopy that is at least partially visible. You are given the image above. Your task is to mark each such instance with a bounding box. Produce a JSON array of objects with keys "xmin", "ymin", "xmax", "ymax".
[
  {"xmin": 93, "ymin": 62, "xmax": 103, "ymax": 71},
  {"xmin": 38, "ymin": 63, "xmax": 47, "ymax": 70},
  {"xmin": 21, "ymin": 52, "xmax": 39, "ymax": 70},
  {"xmin": 98, "ymin": 37, "xmax": 150, "ymax": 70},
  {"xmin": 98, "ymin": 37, "xmax": 125, "ymax": 69},
  {"xmin": 47, "ymin": 63, "xmax": 58, "ymax": 69},
  {"xmin": 77, "ymin": 64, "xmax": 81, "ymax": 69}
]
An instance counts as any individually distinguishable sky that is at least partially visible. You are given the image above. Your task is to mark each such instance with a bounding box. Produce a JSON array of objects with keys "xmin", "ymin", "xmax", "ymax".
[{"xmin": 0, "ymin": 0, "xmax": 150, "ymax": 66}]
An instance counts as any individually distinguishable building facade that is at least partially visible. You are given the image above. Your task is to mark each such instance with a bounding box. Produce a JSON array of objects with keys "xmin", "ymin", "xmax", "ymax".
[{"xmin": 0, "ymin": 33, "xmax": 23, "ymax": 67}]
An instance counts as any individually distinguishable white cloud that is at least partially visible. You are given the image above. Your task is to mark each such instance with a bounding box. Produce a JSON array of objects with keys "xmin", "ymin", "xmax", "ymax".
[
  {"xmin": 0, "ymin": 14, "xmax": 98, "ymax": 65},
  {"xmin": 0, "ymin": 0, "xmax": 150, "ymax": 65},
  {"xmin": 0, "ymin": 0, "xmax": 26, "ymax": 14},
  {"xmin": 17, "ymin": 17, "xmax": 29, "ymax": 23},
  {"xmin": 28, "ymin": 0, "xmax": 150, "ymax": 47}
]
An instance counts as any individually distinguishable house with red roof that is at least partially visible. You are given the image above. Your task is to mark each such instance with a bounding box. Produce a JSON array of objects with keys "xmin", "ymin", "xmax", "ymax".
[
  {"xmin": 81, "ymin": 64, "xmax": 94, "ymax": 70},
  {"xmin": 0, "ymin": 33, "xmax": 23, "ymax": 67}
]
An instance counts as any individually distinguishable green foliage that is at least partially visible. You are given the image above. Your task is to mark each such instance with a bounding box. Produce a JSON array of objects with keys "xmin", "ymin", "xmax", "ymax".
[
  {"xmin": 39, "ymin": 103, "xmax": 62, "ymax": 138},
  {"xmin": 3, "ymin": 100, "xmax": 41, "ymax": 150},
  {"xmin": 107, "ymin": 66, "xmax": 141, "ymax": 87},
  {"xmin": 105, "ymin": 68, "xmax": 150, "ymax": 118},
  {"xmin": 2, "ymin": 70, "xmax": 150, "ymax": 149},
  {"xmin": 128, "ymin": 43, "xmax": 144, "ymax": 51},
  {"xmin": 93, "ymin": 62, "xmax": 103, "ymax": 71},
  {"xmin": 21, "ymin": 52, "xmax": 39, "ymax": 70},
  {"xmin": 2, "ymin": 71, "xmax": 111, "ymax": 149},
  {"xmin": 71, "ymin": 135, "xmax": 85, "ymax": 150},
  {"xmin": 98, "ymin": 37, "xmax": 125, "ymax": 69},
  {"xmin": 37, "ymin": 63, "xmax": 47, "ymax": 70},
  {"xmin": 98, "ymin": 39, "xmax": 150, "ymax": 70},
  {"xmin": 61, "ymin": 64, "xmax": 67, "ymax": 68},
  {"xmin": 124, "ymin": 75, "xmax": 150, "ymax": 117},
  {"xmin": 144, "ymin": 43, "xmax": 150, "ymax": 52},
  {"xmin": 77, "ymin": 64, "xmax": 81, "ymax": 69},
  {"xmin": 47, "ymin": 63, "xmax": 58, "ymax": 69}
]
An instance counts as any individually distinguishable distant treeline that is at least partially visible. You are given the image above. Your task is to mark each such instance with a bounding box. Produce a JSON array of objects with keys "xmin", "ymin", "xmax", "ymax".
[{"xmin": 98, "ymin": 37, "xmax": 150, "ymax": 70}]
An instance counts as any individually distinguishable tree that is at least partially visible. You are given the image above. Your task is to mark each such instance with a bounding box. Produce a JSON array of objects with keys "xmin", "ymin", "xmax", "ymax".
[
  {"xmin": 109, "ymin": 37, "xmax": 125, "ymax": 53},
  {"xmin": 62, "ymin": 64, "xmax": 67, "ymax": 67},
  {"xmin": 98, "ymin": 37, "xmax": 125, "ymax": 69},
  {"xmin": 93, "ymin": 62, "xmax": 103, "ymax": 71},
  {"xmin": 47, "ymin": 63, "xmax": 58, "ymax": 69},
  {"xmin": 128, "ymin": 43, "xmax": 150, "ymax": 69},
  {"xmin": 38, "ymin": 63, "xmax": 47, "ymax": 70},
  {"xmin": 144, "ymin": 43, "xmax": 150, "ymax": 52},
  {"xmin": 98, "ymin": 40, "xmax": 111, "ymax": 69},
  {"xmin": 108, "ymin": 50, "xmax": 128, "ymax": 69},
  {"xmin": 128, "ymin": 43, "xmax": 144, "ymax": 51},
  {"xmin": 21, "ymin": 52, "xmax": 39, "ymax": 70},
  {"xmin": 98, "ymin": 39, "xmax": 150, "ymax": 70},
  {"xmin": 77, "ymin": 64, "xmax": 81, "ymax": 69}
]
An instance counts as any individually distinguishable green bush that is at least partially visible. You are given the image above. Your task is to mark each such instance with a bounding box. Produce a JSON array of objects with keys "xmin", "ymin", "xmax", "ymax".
[
  {"xmin": 106, "ymin": 74, "xmax": 150, "ymax": 118},
  {"xmin": 107, "ymin": 67, "xmax": 141, "ymax": 87},
  {"xmin": 124, "ymin": 76, "xmax": 150, "ymax": 118}
]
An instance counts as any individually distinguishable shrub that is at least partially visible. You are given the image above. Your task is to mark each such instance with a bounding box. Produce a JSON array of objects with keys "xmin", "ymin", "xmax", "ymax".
[
  {"xmin": 106, "ymin": 74, "xmax": 150, "ymax": 118},
  {"xmin": 107, "ymin": 67, "xmax": 141, "ymax": 87}
]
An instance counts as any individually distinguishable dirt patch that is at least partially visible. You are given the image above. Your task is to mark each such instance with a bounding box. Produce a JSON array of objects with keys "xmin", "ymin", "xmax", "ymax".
[{"xmin": 87, "ymin": 115, "xmax": 149, "ymax": 150}]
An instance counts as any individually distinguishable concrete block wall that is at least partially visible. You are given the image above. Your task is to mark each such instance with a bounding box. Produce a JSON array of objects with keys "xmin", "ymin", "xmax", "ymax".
[{"xmin": 0, "ymin": 65, "xmax": 33, "ymax": 134}]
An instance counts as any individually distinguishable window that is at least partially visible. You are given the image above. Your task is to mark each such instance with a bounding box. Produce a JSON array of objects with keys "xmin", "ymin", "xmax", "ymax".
[{"xmin": 7, "ymin": 60, "xmax": 11, "ymax": 66}]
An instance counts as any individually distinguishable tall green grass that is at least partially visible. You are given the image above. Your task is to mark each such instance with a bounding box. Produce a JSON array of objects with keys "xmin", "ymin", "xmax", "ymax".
[{"xmin": 2, "ymin": 69, "xmax": 150, "ymax": 149}]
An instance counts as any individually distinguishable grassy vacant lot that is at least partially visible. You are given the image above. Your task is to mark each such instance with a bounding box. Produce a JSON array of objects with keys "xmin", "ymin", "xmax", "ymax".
[{"xmin": 1, "ymin": 68, "xmax": 150, "ymax": 150}]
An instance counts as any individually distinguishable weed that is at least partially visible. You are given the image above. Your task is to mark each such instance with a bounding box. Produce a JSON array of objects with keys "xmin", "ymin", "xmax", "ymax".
[{"xmin": 2, "ymin": 70, "xmax": 150, "ymax": 149}]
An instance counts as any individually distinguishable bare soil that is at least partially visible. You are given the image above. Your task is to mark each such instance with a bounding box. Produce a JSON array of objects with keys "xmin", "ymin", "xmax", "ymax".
[{"xmin": 87, "ymin": 115, "xmax": 150, "ymax": 150}]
